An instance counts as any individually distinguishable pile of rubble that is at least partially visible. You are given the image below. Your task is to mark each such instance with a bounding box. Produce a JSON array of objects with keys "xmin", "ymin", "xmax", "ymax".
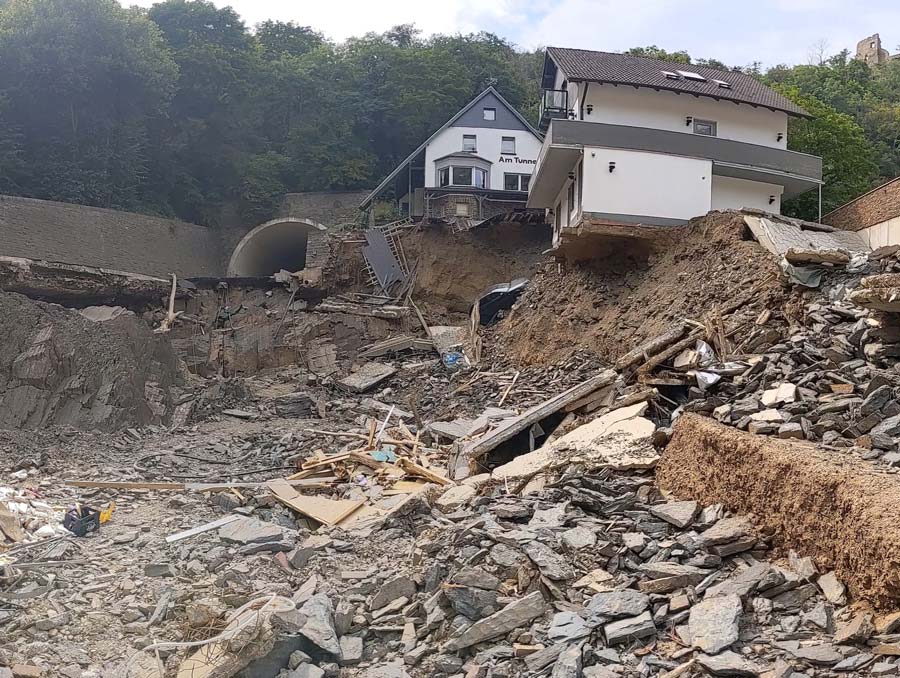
[
  {"xmin": 7, "ymin": 210, "xmax": 900, "ymax": 678},
  {"xmin": 630, "ymin": 234, "xmax": 900, "ymax": 467},
  {"xmin": 0, "ymin": 292, "xmax": 184, "ymax": 431}
]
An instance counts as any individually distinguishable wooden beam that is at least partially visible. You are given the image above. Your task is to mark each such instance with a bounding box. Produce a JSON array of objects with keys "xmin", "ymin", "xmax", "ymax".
[{"xmin": 461, "ymin": 369, "xmax": 618, "ymax": 460}]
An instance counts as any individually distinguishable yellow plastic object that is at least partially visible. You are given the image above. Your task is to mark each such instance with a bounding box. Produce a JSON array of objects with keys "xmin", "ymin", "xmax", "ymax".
[{"xmin": 99, "ymin": 501, "xmax": 115, "ymax": 524}]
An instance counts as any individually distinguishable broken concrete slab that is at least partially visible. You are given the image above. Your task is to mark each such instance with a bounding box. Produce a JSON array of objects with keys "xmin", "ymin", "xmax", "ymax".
[
  {"xmin": 492, "ymin": 402, "xmax": 657, "ymax": 483},
  {"xmin": 338, "ymin": 362, "xmax": 397, "ymax": 393},
  {"xmin": 463, "ymin": 370, "xmax": 618, "ymax": 460},
  {"xmin": 744, "ymin": 215, "xmax": 869, "ymax": 262}
]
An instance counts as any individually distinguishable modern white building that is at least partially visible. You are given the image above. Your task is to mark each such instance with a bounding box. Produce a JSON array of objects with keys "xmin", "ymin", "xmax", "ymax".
[
  {"xmin": 527, "ymin": 48, "xmax": 824, "ymax": 251},
  {"xmin": 360, "ymin": 87, "xmax": 544, "ymax": 228}
]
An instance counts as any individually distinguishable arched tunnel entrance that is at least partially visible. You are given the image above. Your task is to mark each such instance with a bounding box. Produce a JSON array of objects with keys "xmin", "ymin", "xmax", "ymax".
[{"xmin": 227, "ymin": 217, "xmax": 327, "ymax": 277}]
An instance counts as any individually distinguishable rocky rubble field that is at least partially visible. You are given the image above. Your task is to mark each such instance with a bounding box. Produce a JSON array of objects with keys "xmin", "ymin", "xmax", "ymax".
[{"xmin": 4, "ymin": 211, "xmax": 900, "ymax": 677}]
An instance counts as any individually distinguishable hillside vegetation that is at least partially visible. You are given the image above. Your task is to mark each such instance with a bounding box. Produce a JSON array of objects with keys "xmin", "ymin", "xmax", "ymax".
[{"xmin": 0, "ymin": 1, "xmax": 896, "ymax": 224}]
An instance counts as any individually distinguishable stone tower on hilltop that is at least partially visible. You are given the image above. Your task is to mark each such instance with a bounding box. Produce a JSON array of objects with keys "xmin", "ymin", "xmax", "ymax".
[{"xmin": 856, "ymin": 34, "xmax": 896, "ymax": 65}]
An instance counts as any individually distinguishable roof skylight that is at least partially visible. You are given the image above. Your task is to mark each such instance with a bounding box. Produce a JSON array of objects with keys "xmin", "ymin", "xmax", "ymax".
[{"xmin": 676, "ymin": 70, "xmax": 707, "ymax": 82}]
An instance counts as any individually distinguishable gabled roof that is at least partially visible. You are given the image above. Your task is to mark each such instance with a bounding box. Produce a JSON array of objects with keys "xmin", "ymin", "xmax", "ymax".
[
  {"xmin": 545, "ymin": 47, "xmax": 810, "ymax": 118},
  {"xmin": 359, "ymin": 86, "xmax": 541, "ymax": 209}
]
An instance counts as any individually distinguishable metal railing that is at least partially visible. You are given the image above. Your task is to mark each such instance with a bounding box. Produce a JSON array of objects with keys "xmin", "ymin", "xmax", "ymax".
[{"xmin": 539, "ymin": 88, "xmax": 569, "ymax": 130}]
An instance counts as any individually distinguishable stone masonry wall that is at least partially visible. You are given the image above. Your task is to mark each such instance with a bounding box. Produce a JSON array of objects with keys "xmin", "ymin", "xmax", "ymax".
[
  {"xmin": 0, "ymin": 194, "xmax": 223, "ymax": 277},
  {"xmin": 823, "ymin": 178, "xmax": 900, "ymax": 232},
  {"xmin": 278, "ymin": 190, "xmax": 370, "ymax": 226},
  {"xmin": 0, "ymin": 192, "xmax": 370, "ymax": 279}
]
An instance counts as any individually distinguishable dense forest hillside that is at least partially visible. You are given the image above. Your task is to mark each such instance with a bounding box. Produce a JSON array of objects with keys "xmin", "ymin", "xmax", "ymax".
[{"xmin": 0, "ymin": 0, "xmax": 897, "ymax": 224}]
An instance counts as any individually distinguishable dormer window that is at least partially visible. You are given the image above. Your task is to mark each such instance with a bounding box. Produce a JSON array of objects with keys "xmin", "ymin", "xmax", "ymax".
[
  {"xmin": 462, "ymin": 134, "xmax": 477, "ymax": 152},
  {"xmin": 483, "ymin": 107, "xmax": 496, "ymax": 121}
]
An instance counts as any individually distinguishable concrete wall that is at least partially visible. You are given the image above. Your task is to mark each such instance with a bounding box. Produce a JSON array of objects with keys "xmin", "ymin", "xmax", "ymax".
[
  {"xmin": 424, "ymin": 125, "xmax": 541, "ymax": 189},
  {"xmin": 857, "ymin": 217, "xmax": 900, "ymax": 249},
  {"xmin": 0, "ymin": 194, "xmax": 223, "ymax": 277},
  {"xmin": 0, "ymin": 191, "xmax": 365, "ymax": 278},
  {"xmin": 582, "ymin": 84, "xmax": 788, "ymax": 148},
  {"xmin": 581, "ymin": 148, "xmax": 712, "ymax": 221},
  {"xmin": 711, "ymin": 175, "xmax": 782, "ymax": 213},
  {"xmin": 823, "ymin": 178, "xmax": 900, "ymax": 232}
]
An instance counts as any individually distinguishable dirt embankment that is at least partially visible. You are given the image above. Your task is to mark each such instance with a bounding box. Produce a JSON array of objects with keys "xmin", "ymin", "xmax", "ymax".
[
  {"xmin": 0, "ymin": 292, "xmax": 183, "ymax": 431},
  {"xmin": 493, "ymin": 211, "xmax": 786, "ymax": 365},
  {"xmin": 659, "ymin": 414, "xmax": 900, "ymax": 608},
  {"xmin": 405, "ymin": 223, "xmax": 551, "ymax": 316}
]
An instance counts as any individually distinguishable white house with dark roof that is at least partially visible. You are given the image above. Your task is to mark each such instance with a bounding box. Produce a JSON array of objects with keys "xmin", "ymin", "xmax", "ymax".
[
  {"xmin": 360, "ymin": 87, "xmax": 544, "ymax": 228},
  {"xmin": 529, "ymin": 48, "xmax": 824, "ymax": 252}
]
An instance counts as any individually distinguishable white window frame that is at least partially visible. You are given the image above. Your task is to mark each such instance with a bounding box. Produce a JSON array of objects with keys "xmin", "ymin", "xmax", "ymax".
[
  {"xmin": 503, "ymin": 173, "xmax": 530, "ymax": 191},
  {"xmin": 567, "ymin": 180, "xmax": 576, "ymax": 218},
  {"xmin": 693, "ymin": 119, "xmax": 717, "ymax": 137},
  {"xmin": 462, "ymin": 134, "xmax": 477, "ymax": 152},
  {"xmin": 452, "ymin": 166, "xmax": 473, "ymax": 186},
  {"xmin": 501, "ymin": 136, "xmax": 516, "ymax": 155},
  {"xmin": 437, "ymin": 163, "xmax": 489, "ymax": 189},
  {"xmin": 483, "ymin": 107, "xmax": 496, "ymax": 121}
]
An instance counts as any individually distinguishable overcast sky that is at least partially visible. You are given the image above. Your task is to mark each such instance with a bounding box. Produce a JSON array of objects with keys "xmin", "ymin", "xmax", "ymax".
[{"xmin": 125, "ymin": 0, "xmax": 900, "ymax": 69}]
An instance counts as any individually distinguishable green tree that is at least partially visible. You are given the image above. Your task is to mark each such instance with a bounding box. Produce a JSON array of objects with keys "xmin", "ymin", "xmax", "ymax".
[
  {"xmin": 146, "ymin": 0, "xmax": 262, "ymax": 224},
  {"xmin": 626, "ymin": 45, "xmax": 692, "ymax": 64},
  {"xmin": 774, "ymin": 85, "xmax": 878, "ymax": 220},
  {"xmin": 256, "ymin": 20, "xmax": 323, "ymax": 59},
  {"xmin": 0, "ymin": 0, "xmax": 177, "ymax": 209}
]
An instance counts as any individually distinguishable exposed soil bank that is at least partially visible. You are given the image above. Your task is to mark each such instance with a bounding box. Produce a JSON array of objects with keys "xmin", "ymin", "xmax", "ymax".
[
  {"xmin": 494, "ymin": 211, "xmax": 786, "ymax": 366},
  {"xmin": 658, "ymin": 414, "xmax": 900, "ymax": 608},
  {"xmin": 405, "ymin": 223, "xmax": 551, "ymax": 315}
]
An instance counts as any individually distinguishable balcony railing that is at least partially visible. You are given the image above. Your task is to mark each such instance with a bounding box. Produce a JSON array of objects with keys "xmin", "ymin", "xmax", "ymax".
[{"xmin": 539, "ymin": 88, "xmax": 569, "ymax": 131}]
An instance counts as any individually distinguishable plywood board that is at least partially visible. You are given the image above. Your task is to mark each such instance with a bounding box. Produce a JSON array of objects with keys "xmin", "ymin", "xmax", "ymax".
[
  {"xmin": 0, "ymin": 503, "xmax": 25, "ymax": 542},
  {"xmin": 267, "ymin": 479, "xmax": 364, "ymax": 526}
]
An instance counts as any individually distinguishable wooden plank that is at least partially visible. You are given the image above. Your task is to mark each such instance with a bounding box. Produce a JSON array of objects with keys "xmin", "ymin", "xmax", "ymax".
[
  {"xmin": 636, "ymin": 328, "xmax": 705, "ymax": 377},
  {"xmin": 398, "ymin": 458, "xmax": 451, "ymax": 486},
  {"xmin": 614, "ymin": 322, "xmax": 688, "ymax": 371},
  {"xmin": 67, "ymin": 480, "xmax": 185, "ymax": 491},
  {"xmin": 186, "ymin": 478, "xmax": 335, "ymax": 492},
  {"xmin": 461, "ymin": 369, "xmax": 618, "ymax": 460},
  {"xmin": 267, "ymin": 479, "xmax": 364, "ymax": 526},
  {"xmin": 388, "ymin": 480, "xmax": 429, "ymax": 493},
  {"xmin": 563, "ymin": 384, "xmax": 615, "ymax": 413},
  {"xmin": 165, "ymin": 515, "xmax": 240, "ymax": 543}
]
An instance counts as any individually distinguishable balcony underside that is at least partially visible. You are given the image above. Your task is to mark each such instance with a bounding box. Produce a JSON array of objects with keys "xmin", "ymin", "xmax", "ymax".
[{"xmin": 528, "ymin": 120, "xmax": 823, "ymax": 208}]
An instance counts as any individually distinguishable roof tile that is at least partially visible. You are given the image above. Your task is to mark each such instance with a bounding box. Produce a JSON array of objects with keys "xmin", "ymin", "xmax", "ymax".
[{"xmin": 547, "ymin": 47, "xmax": 809, "ymax": 117}]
